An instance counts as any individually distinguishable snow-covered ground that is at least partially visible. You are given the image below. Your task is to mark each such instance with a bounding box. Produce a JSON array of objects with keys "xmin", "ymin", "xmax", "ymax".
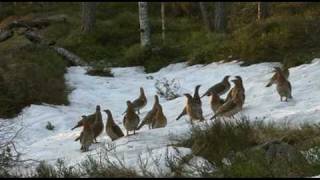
[{"xmin": 1, "ymin": 59, "xmax": 320, "ymax": 175}]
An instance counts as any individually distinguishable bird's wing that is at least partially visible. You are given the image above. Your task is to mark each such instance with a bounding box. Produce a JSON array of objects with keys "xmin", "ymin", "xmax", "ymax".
[
  {"xmin": 217, "ymin": 100, "xmax": 237, "ymax": 115},
  {"xmin": 113, "ymin": 125, "xmax": 124, "ymax": 137},
  {"xmin": 211, "ymin": 83, "xmax": 225, "ymax": 94}
]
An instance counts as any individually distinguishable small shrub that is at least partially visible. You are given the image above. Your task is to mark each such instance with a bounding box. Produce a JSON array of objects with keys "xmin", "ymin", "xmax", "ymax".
[
  {"xmin": 155, "ymin": 78, "xmax": 181, "ymax": 100},
  {"xmin": 86, "ymin": 67, "xmax": 113, "ymax": 77},
  {"xmin": 175, "ymin": 117, "xmax": 320, "ymax": 177},
  {"xmin": 45, "ymin": 122, "xmax": 55, "ymax": 131},
  {"xmin": 214, "ymin": 149, "xmax": 315, "ymax": 178},
  {"xmin": 121, "ymin": 43, "xmax": 183, "ymax": 73},
  {"xmin": 0, "ymin": 44, "xmax": 69, "ymax": 118}
]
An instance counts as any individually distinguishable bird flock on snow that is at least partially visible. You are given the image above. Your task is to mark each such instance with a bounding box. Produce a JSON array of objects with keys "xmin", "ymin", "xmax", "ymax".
[{"xmin": 71, "ymin": 66, "xmax": 292, "ymax": 152}]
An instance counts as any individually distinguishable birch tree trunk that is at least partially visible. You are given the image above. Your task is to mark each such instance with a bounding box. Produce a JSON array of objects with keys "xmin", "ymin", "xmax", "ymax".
[
  {"xmin": 199, "ymin": 2, "xmax": 212, "ymax": 32},
  {"xmin": 214, "ymin": 2, "xmax": 226, "ymax": 33},
  {"xmin": 138, "ymin": 2, "xmax": 151, "ymax": 48},
  {"xmin": 257, "ymin": 2, "xmax": 270, "ymax": 21},
  {"xmin": 161, "ymin": 2, "xmax": 166, "ymax": 42},
  {"xmin": 81, "ymin": 2, "xmax": 96, "ymax": 34}
]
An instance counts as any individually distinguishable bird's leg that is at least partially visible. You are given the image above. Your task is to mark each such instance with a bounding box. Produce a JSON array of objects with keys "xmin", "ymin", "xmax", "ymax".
[
  {"xmin": 190, "ymin": 118, "xmax": 194, "ymax": 125},
  {"xmin": 134, "ymin": 130, "xmax": 136, "ymax": 135},
  {"xmin": 126, "ymin": 130, "xmax": 129, "ymax": 136}
]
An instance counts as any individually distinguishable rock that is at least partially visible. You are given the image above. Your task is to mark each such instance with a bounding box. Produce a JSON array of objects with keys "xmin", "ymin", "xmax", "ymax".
[{"xmin": 251, "ymin": 139, "xmax": 307, "ymax": 164}]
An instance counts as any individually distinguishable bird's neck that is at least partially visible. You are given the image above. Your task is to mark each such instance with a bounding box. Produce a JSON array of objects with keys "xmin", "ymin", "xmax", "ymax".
[{"xmin": 107, "ymin": 114, "xmax": 114, "ymax": 126}]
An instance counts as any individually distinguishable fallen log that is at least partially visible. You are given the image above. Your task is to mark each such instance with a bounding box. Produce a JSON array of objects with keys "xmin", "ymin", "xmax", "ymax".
[
  {"xmin": 43, "ymin": 14, "xmax": 68, "ymax": 23},
  {"xmin": 0, "ymin": 30, "xmax": 14, "ymax": 42},
  {"xmin": 24, "ymin": 30, "xmax": 55, "ymax": 46},
  {"xmin": 8, "ymin": 19, "xmax": 50, "ymax": 30},
  {"xmin": 52, "ymin": 47, "xmax": 87, "ymax": 66},
  {"xmin": 24, "ymin": 31, "xmax": 87, "ymax": 66}
]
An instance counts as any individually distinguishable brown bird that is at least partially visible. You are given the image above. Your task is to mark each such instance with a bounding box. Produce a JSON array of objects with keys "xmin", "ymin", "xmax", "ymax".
[
  {"xmin": 71, "ymin": 105, "xmax": 100, "ymax": 131},
  {"xmin": 104, "ymin": 109, "xmax": 124, "ymax": 141},
  {"xmin": 137, "ymin": 95, "xmax": 160, "ymax": 130},
  {"xmin": 151, "ymin": 104, "xmax": 167, "ymax": 129},
  {"xmin": 210, "ymin": 78, "xmax": 244, "ymax": 120},
  {"xmin": 266, "ymin": 66, "xmax": 289, "ymax": 87},
  {"xmin": 272, "ymin": 67, "xmax": 293, "ymax": 102},
  {"xmin": 225, "ymin": 76, "xmax": 245, "ymax": 108},
  {"xmin": 123, "ymin": 87, "xmax": 147, "ymax": 115},
  {"xmin": 74, "ymin": 105, "xmax": 102, "ymax": 143},
  {"xmin": 201, "ymin": 75, "xmax": 231, "ymax": 98},
  {"xmin": 123, "ymin": 101, "xmax": 140, "ymax": 136},
  {"xmin": 184, "ymin": 93, "xmax": 204, "ymax": 123},
  {"xmin": 132, "ymin": 87, "xmax": 147, "ymax": 114},
  {"xmin": 78, "ymin": 116, "xmax": 94, "ymax": 152},
  {"xmin": 208, "ymin": 91, "xmax": 225, "ymax": 114},
  {"xmin": 91, "ymin": 105, "xmax": 103, "ymax": 143},
  {"xmin": 176, "ymin": 85, "xmax": 201, "ymax": 120},
  {"xmin": 210, "ymin": 99, "xmax": 241, "ymax": 120}
]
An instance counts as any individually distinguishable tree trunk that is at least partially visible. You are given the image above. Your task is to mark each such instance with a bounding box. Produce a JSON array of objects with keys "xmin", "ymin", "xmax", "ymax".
[
  {"xmin": 257, "ymin": 2, "xmax": 270, "ymax": 21},
  {"xmin": 161, "ymin": 2, "xmax": 166, "ymax": 42},
  {"xmin": 0, "ymin": 2, "xmax": 2, "ymax": 16},
  {"xmin": 138, "ymin": 2, "xmax": 151, "ymax": 48},
  {"xmin": 81, "ymin": 2, "xmax": 96, "ymax": 34},
  {"xmin": 199, "ymin": 2, "xmax": 212, "ymax": 32},
  {"xmin": 214, "ymin": 2, "xmax": 226, "ymax": 33}
]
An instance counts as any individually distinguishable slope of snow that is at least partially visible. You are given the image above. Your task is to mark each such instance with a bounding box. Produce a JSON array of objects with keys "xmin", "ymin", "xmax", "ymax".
[{"xmin": 1, "ymin": 59, "xmax": 320, "ymax": 175}]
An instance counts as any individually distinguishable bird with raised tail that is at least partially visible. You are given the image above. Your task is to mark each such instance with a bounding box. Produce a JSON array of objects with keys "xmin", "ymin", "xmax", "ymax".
[
  {"xmin": 104, "ymin": 109, "xmax": 124, "ymax": 141},
  {"xmin": 137, "ymin": 95, "xmax": 160, "ymax": 130},
  {"xmin": 272, "ymin": 67, "xmax": 293, "ymax": 102},
  {"xmin": 151, "ymin": 101, "xmax": 167, "ymax": 129},
  {"xmin": 176, "ymin": 85, "xmax": 202, "ymax": 121},
  {"xmin": 266, "ymin": 66, "xmax": 289, "ymax": 87},
  {"xmin": 71, "ymin": 105, "xmax": 100, "ymax": 131},
  {"xmin": 123, "ymin": 87, "xmax": 147, "ymax": 115},
  {"xmin": 184, "ymin": 93, "xmax": 204, "ymax": 123}
]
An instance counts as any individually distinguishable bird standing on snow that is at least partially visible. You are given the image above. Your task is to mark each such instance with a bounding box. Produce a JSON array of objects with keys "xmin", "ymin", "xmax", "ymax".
[
  {"xmin": 90, "ymin": 105, "xmax": 103, "ymax": 143},
  {"xmin": 124, "ymin": 87, "xmax": 147, "ymax": 115},
  {"xmin": 184, "ymin": 93, "xmax": 204, "ymax": 123},
  {"xmin": 176, "ymin": 85, "xmax": 202, "ymax": 120},
  {"xmin": 210, "ymin": 78, "xmax": 244, "ymax": 120},
  {"xmin": 71, "ymin": 105, "xmax": 100, "ymax": 131},
  {"xmin": 266, "ymin": 66, "xmax": 289, "ymax": 87},
  {"xmin": 123, "ymin": 101, "xmax": 140, "ymax": 136},
  {"xmin": 137, "ymin": 95, "xmax": 160, "ymax": 130},
  {"xmin": 104, "ymin": 109, "xmax": 124, "ymax": 141},
  {"xmin": 78, "ymin": 116, "xmax": 94, "ymax": 152},
  {"xmin": 270, "ymin": 67, "xmax": 293, "ymax": 102},
  {"xmin": 151, "ymin": 100, "xmax": 167, "ymax": 129},
  {"xmin": 201, "ymin": 75, "xmax": 231, "ymax": 98},
  {"xmin": 225, "ymin": 76, "xmax": 245, "ymax": 108}
]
